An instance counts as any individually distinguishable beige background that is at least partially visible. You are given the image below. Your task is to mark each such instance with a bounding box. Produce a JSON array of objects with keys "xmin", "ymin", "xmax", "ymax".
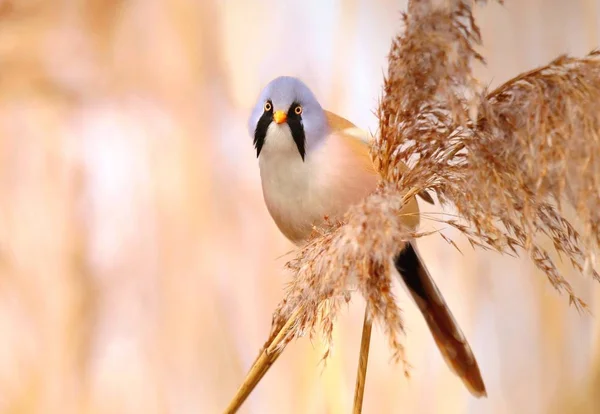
[{"xmin": 0, "ymin": 1, "xmax": 598, "ymax": 413}]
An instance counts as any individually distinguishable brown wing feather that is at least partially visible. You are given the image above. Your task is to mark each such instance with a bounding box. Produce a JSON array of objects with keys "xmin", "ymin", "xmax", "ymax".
[
  {"xmin": 395, "ymin": 242, "xmax": 487, "ymax": 397},
  {"xmin": 329, "ymin": 120, "xmax": 421, "ymax": 231},
  {"xmin": 324, "ymin": 110, "xmax": 357, "ymax": 131},
  {"xmin": 325, "ymin": 110, "xmax": 435, "ymax": 205}
]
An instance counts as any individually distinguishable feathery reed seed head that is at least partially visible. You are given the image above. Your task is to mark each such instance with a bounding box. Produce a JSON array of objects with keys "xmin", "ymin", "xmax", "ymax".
[{"xmin": 267, "ymin": 0, "xmax": 598, "ymax": 365}]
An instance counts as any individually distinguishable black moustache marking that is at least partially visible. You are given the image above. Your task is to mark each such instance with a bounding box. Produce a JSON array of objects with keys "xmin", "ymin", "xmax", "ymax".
[
  {"xmin": 253, "ymin": 102, "xmax": 273, "ymax": 157},
  {"xmin": 287, "ymin": 101, "xmax": 306, "ymax": 161},
  {"xmin": 253, "ymin": 100, "xmax": 306, "ymax": 161}
]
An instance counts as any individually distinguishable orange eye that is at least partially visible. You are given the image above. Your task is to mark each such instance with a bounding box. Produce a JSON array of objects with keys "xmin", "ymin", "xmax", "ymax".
[
  {"xmin": 264, "ymin": 102, "xmax": 272, "ymax": 112},
  {"xmin": 294, "ymin": 105, "xmax": 303, "ymax": 115}
]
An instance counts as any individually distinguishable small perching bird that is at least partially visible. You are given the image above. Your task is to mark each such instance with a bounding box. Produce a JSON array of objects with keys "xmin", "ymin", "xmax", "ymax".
[{"xmin": 248, "ymin": 76, "xmax": 487, "ymax": 397}]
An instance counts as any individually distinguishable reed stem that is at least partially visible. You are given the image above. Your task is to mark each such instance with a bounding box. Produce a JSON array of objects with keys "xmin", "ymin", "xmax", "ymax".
[
  {"xmin": 352, "ymin": 306, "xmax": 373, "ymax": 414},
  {"xmin": 223, "ymin": 307, "xmax": 302, "ymax": 414}
]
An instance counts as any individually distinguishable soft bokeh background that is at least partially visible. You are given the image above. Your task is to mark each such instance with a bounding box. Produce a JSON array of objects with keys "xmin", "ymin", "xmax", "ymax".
[{"xmin": 0, "ymin": 0, "xmax": 598, "ymax": 413}]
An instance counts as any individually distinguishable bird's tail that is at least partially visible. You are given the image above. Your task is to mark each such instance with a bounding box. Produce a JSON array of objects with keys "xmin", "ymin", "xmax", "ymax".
[{"xmin": 394, "ymin": 242, "xmax": 487, "ymax": 397}]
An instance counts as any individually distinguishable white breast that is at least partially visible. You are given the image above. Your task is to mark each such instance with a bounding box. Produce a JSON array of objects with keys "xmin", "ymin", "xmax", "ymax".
[{"xmin": 258, "ymin": 123, "xmax": 377, "ymax": 245}]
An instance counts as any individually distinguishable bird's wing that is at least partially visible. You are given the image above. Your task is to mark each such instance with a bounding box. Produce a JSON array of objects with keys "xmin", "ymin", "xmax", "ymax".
[
  {"xmin": 324, "ymin": 110, "xmax": 420, "ymax": 230},
  {"xmin": 324, "ymin": 110, "xmax": 434, "ymax": 205},
  {"xmin": 325, "ymin": 109, "xmax": 376, "ymax": 170},
  {"xmin": 324, "ymin": 110, "xmax": 360, "ymax": 131}
]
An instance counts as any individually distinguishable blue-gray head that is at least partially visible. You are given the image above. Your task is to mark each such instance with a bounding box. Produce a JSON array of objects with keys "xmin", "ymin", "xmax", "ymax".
[{"xmin": 248, "ymin": 76, "xmax": 328, "ymax": 161}]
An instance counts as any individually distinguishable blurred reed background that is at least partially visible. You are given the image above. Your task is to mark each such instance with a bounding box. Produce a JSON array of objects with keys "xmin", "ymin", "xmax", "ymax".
[{"xmin": 0, "ymin": 0, "xmax": 598, "ymax": 413}]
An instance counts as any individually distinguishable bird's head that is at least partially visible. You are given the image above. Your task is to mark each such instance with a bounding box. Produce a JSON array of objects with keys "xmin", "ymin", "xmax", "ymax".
[{"xmin": 248, "ymin": 76, "xmax": 328, "ymax": 161}]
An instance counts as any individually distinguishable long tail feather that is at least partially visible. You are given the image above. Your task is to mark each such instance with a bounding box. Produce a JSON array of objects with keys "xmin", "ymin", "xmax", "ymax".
[{"xmin": 394, "ymin": 242, "xmax": 487, "ymax": 397}]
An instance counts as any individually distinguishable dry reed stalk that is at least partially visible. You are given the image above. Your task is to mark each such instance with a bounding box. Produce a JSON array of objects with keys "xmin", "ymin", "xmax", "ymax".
[
  {"xmin": 226, "ymin": 0, "xmax": 600, "ymax": 409},
  {"xmin": 352, "ymin": 306, "xmax": 373, "ymax": 414},
  {"xmin": 224, "ymin": 306, "xmax": 303, "ymax": 414}
]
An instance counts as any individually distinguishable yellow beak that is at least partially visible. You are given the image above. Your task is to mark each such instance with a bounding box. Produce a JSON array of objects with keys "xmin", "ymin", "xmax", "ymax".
[{"xmin": 273, "ymin": 110, "xmax": 287, "ymax": 124}]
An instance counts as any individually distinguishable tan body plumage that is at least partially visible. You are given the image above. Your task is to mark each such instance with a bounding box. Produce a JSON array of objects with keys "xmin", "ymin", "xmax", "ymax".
[
  {"xmin": 258, "ymin": 109, "xmax": 486, "ymax": 397},
  {"xmin": 260, "ymin": 111, "xmax": 381, "ymax": 243}
]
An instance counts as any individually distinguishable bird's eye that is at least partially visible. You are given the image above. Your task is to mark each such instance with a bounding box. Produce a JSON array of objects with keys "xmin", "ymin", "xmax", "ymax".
[
  {"xmin": 264, "ymin": 102, "xmax": 272, "ymax": 112},
  {"xmin": 294, "ymin": 105, "xmax": 303, "ymax": 115}
]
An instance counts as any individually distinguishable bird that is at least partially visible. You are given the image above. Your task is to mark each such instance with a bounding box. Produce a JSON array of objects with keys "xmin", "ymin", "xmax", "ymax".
[{"xmin": 247, "ymin": 75, "xmax": 486, "ymax": 397}]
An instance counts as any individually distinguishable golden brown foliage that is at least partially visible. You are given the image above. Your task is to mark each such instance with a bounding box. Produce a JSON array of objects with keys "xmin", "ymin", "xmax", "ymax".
[
  {"xmin": 264, "ymin": 0, "xmax": 599, "ymax": 374},
  {"xmin": 453, "ymin": 51, "xmax": 600, "ymax": 306}
]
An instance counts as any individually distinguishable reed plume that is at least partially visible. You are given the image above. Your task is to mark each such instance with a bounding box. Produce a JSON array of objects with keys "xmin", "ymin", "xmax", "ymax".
[
  {"xmin": 273, "ymin": 0, "xmax": 600, "ymax": 358},
  {"xmin": 227, "ymin": 0, "xmax": 600, "ymax": 410}
]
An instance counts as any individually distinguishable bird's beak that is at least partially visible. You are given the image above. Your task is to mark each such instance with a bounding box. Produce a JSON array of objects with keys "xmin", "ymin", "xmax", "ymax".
[{"xmin": 273, "ymin": 110, "xmax": 287, "ymax": 124}]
